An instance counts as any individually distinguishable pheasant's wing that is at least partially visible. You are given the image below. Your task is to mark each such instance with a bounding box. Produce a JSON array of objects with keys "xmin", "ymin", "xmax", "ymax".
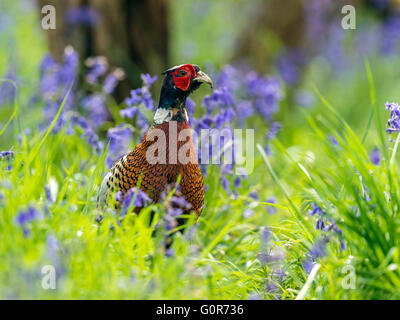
[
  {"xmin": 97, "ymin": 142, "xmax": 168, "ymax": 208},
  {"xmin": 180, "ymin": 163, "xmax": 204, "ymax": 217},
  {"xmin": 123, "ymin": 145, "xmax": 168, "ymax": 201}
]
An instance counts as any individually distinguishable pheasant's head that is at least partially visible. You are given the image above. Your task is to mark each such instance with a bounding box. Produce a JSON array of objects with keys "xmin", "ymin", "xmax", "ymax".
[
  {"xmin": 162, "ymin": 64, "xmax": 213, "ymax": 92},
  {"xmin": 156, "ymin": 64, "xmax": 213, "ymax": 123}
]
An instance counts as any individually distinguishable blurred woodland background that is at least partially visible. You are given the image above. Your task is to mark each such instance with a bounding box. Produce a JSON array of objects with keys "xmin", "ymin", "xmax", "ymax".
[{"xmin": 33, "ymin": 0, "xmax": 399, "ymax": 100}]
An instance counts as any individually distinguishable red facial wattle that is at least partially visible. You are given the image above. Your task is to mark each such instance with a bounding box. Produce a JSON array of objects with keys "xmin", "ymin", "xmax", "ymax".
[{"xmin": 172, "ymin": 64, "xmax": 197, "ymax": 91}]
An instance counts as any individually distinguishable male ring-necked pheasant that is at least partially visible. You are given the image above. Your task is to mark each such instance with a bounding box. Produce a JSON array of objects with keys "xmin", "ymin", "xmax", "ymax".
[{"xmin": 98, "ymin": 64, "xmax": 213, "ymax": 218}]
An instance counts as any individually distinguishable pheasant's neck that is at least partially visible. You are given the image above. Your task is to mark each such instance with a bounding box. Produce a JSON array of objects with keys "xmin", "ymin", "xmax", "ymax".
[
  {"xmin": 154, "ymin": 106, "xmax": 189, "ymax": 124},
  {"xmin": 155, "ymin": 85, "xmax": 189, "ymax": 124},
  {"xmin": 152, "ymin": 119, "xmax": 191, "ymax": 137}
]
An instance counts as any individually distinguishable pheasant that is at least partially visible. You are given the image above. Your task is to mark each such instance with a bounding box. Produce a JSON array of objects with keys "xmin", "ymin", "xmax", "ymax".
[{"xmin": 98, "ymin": 64, "xmax": 213, "ymax": 219}]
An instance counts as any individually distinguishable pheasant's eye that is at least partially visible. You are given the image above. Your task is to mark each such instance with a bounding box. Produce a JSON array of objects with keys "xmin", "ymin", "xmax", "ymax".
[{"xmin": 179, "ymin": 70, "xmax": 187, "ymax": 76}]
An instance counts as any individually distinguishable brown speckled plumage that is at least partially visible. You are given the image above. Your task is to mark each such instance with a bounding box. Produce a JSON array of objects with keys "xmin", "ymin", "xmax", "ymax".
[{"xmin": 105, "ymin": 120, "xmax": 204, "ymax": 216}]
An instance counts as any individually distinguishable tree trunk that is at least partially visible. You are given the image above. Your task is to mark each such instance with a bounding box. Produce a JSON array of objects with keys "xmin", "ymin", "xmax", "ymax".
[
  {"xmin": 37, "ymin": 0, "xmax": 169, "ymax": 100},
  {"xmin": 232, "ymin": 0, "xmax": 304, "ymax": 71}
]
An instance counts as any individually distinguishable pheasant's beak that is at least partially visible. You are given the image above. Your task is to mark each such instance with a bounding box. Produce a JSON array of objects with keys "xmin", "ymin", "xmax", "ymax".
[{"xmin": 193, "ymin": 71, "xmax": 213, "ymax": 88}]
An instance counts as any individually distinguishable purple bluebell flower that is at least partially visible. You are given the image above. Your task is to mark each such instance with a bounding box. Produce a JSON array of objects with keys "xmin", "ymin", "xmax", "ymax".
[
  {"xmin": 203, "ymin": 87, "xmax": 234, "ymax": 113},
  {"xmin": 46, "ymin": 234, "xmax": 60, "ymax": 263},
  {"xmin": 247, "ymin": 74, "xmax": 282, "ymax": 122},
  {"xmin": 125, "ymin": 88, "xmax": 142, "ymax": 106},
  {"xmin": 309, "ymin": 240, "xmax": 327, "ymax": 258},
  {"xmin": 0, "ymin": 147, "xmax": 15, "ymax": 171},
  {"xmin": 0, "ymin": 148, "xmax": 14, "ymax": 161},
  {"xmin": 106, "ymin": 124, "xmax": 134, "ymax": 166},
  {"xmin": 66, "ymin": 6, "xmax": 100, "ymax": 27},
  {"xmin": 266, "ymin": 197, "xmax": 277, "ymax": 214},
  {"xmin": 134, "ymin": 189, "xmax": 151, "ymax": 207},
  {"xmin": 248, "ymin": 294, "xmax": 262, "ymax": 300},
  {"xmin": 103, "ymin": 74, "xmax": 117, "ymax": 94},
  {"xmin": 39, "ymin": 55, "xmax": 59, "ymax": 98},
  {"xmin": 258, "ymin": 252, "xmax": 269, "ymax": 265},
  {"xmin": 385, "ymin": 102, "xmax": 400, "ymax": 133},
  {"xmin": 243, "ymin": 208, "xmax": 255, "ymax": 218},
  {"xmin": 222, "ymin": 177, "xmax": 230, "ymax": 192},
  {"xmin": 165, "ymin": 215, "xmax": 176, "ymax": 231},
  {"xmin": 277, "ymin": 49, "xmax": 305, "ymax": 85},
  {"xmin": 303, "ymin": 239, "xmax": 328, "ymax": 274},
  {"xmin": 85, "ymin": 56, "xmax": 108, "ymax": 84},
  {"xmin": 303, "ymin": 0, "xmax": 335, "ymax": 50},
  {"xmin": 266, "ymin": 280, "xmax": 278, "ymax": 293},
  {"xmin": 234, "ymin": 176, "xmax": 241, "ymax": 188},
  {"xmin": 61, "ymin": 46, "xmax": 79, "ymax": 84},
  {"xmin": 165, "ymin": 248, "xmax": 175, "ymax": 257},
  {"xmin": 323, "ymin": 23, "xmax": 347, "ymax": 71},
  {"xmin": 216, "ymin": 65, "xmax": 239, "ymax": 90},
  {"xmin": 261, "ymin": 228, "xmax": 271, "ymax": 244},
  {"xmin": 141, "ymin": 90, "xmax": 154, "ymax": 110},
  {"xmin": 167, "ymin": 207, "xmax": 183, "ymax": 217},
  {"xmin": 39, "ymin": 47, "xmax": 78, "ymax": 132},
  {"xmin": 81, "ymin": 93, "xmax": 110, "ymax": 127},
  {"xmin": 141, "ymin": 73, "xmax": 157, "ymax": 87},
  {"xmin": 45, "ymin": 235, "xmax": 65, "ymax": 275},
  {"xmin": 103, "ymin": 68, "xmax": 125, "ymax": 94},
  {"xmin": 115, "ymin": 190, "xmax": 124, "ymax": 203},
  {"xmin": 124, "ymin": 85, "xmax": 155, "ymax": 111},
  {"xmin": 340, "ymin": 240, "xmax": 346, "ymax": 251},
  {"xmin": 236, "ymin": 100, "xmax": 254, "ymax": 124},
  {"xmin": 309, "ymin": 202, "xmax": 324, "ymax": 216},
  {"xmin": 267, "ymin": 122, "xmax": 281, "ymax": 140},
  {"xmin": 249, "ymin": 192, "xmax": 259, "ymax": 200},
  {"xmin": 327, "ymin": 220, "xmax": 340, "ymax": 233},
  {"xmin": 316, "ymin": 219, "xmax": 326, "ymax": 231},
  {"xmin": 369, "ymin": 147, "xmax": 381, "ymax": 166},
  {"xmin": 15, "ymin": 206, "xmax": 43, "ymax": 235},
  {"xmin": 381, "ymin": 17, "xmax": 400, "ymax": 55},
  {"xmin": 264, "ymin": 144, "xmax": 271, "ymax": 156},
  {"xmin": 163, "ymin": 193, "xmax": 192, "ymax": 231},
  {"xmin": 170, "ymin": 196, "xmax": 192, "ymax": 210},
  {"xmin": 328, "ymin": 134, "xmax": 339, "ymax": 146},
  {"xmin": 45, "ymin": 185, "xmax": 53, "ymax": 203},
  {"xmin": 137, "ymin": 112, "xmax": 150, "ymax": 138},
  {"xmin": 47, "ymin": 235, "xmax": 59, "ymax": 252},
  {"xmin": 363, "ymin": 188, "xmax": 372, "ymax": 202},
  {"xmin": 120, "ymin": 107, "xmax": 138, "ymax": 119},
  {"xmin": 119, "ymin": 188, "xmax": 150, "ymax": 218},
  {"xmin": 301, "ymin": 0, "xmax": 358, "ymax": 73},
  {"xmin": 221, "ymin": 164, "xmax": 233, "ymax": 176},
  {"xmin": 308, "ymin": 203, "xmax": 344, "ymax": 246},
  {"xmin": 70, "ymin": 113, "xmax": 104, "ymax": 153},
  {"xmin": 273, "ymin": 267, "xmax": 287, "ymax": 279},
  {"xmin": 186, "ymin": 97, "xmax": 195, "ymax": 115}
]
